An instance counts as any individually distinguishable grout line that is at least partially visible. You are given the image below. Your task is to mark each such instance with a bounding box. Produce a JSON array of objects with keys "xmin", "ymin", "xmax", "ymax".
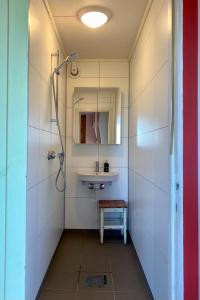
[
  {"xmin": 27, "ymin": 172, "xmax": 59, "ymax": 191},
  {"xmin": 131, "ymin": 170, "xmax": 169, "ymax": 195},
  {"xmin": 28, "ymin": 125, "xmax": 66, "ymax": 138},
  {"xmin": 129, "ymin": 125, "xmax": 168, "ymax": 138},
  {"xmin": 110, "ymin": 272, "xmax": 115, "ymax": 299},
  {"xmin": 130, "ymin": 60, "xmax": 168, "ymax": 101}
]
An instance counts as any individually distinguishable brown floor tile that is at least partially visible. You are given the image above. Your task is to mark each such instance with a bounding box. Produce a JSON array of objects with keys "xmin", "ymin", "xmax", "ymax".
[
  {"xmin": 37, "ymin": 290, "xmax": 76, "ymax": 300},
  {"xmin": 113, "ymin": 270, "xmax": 147, "ymax": 292},
  {"xmin": 78, "ymin": 273, "xmax": 113, "ymax": 291},
  {"xmin": 80, "ymin": 256, "xmax": 111, "ymax": 273},
  {"xmin": 37, "ymin": 231, "xmax": 152, "ymax": 300},
  {"xmin": 77, "ymin": 291, "xmax": 114, "ymax": 300},
  {"xmin": 56, "ymin": 244, "xmax": 84, "ymax": 257},
  {"xmin": 110, "ymin": 255, "xmax": 140, "ymax": 273},
  {"xmin": 49, "ymin": 255, "xmax": 81, "ymax": 272},
  {"xmin": 83, "ymin": 230, "xmax": 101, "ymax": 240},
  {"xmin": 59, "ymin": 241, "xmax": 84, "ymax": 250},
  {"xmin": 82, "ymin": 244, "xmax": 106, "ymax": 256},
  {"xmin": 103, "ymin": 244, "xmax": 133, "ymax": 258},
  {"xmin": 43, "ymin": 270, "xmax": 79, "ymax": 290},
  {"xmin": 115, "ymin": 291, "xmax": 152, "ymax": 300}
]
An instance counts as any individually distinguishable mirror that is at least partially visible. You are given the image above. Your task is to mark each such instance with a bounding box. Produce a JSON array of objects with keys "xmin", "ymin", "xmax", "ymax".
[{"xmin": 73, "ymin": 87, "xmax": 121, "ymax": 144}]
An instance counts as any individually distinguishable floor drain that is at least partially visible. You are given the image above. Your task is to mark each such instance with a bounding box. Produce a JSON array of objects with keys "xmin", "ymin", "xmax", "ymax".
[{"xmin": 85, "ymin": 275, "xmax": 107, "ymax": 288}]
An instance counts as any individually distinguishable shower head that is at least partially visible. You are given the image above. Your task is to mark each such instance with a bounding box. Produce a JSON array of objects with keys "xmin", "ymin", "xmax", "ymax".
[
  {"xmin": 73, "ymin": 97, "xmax": 85, "ymax": 105},
  {"xmin": 67, "ymin": 52, "xmax": 79, "ymax": 61},
  {"xmin": 54, "ymin": 52, "xmax": 78, "ymax": 75}
]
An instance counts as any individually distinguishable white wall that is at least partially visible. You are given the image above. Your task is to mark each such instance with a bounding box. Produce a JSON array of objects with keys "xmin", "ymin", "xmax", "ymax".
[
  {"xmin": 65, "ymin": 60, "xmax": 129, "ymax": 229},
  {"xmin": 129, "ymin": 0, "xmax": 171, "ymax": 299},
  {"xmin": 26, "ymin": 1, "xmax": 66, "ymax": 299}
]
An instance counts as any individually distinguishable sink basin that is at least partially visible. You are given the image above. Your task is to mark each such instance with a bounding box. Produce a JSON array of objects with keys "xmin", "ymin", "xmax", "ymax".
[{"xmin": 77, "ymin": 171, "xmax": 118, "ymax": 183}]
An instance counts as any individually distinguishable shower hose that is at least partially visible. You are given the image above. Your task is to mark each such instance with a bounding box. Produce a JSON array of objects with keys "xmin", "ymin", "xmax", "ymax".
[{"xmin": 52, "ymin": 71, "xmax": 66, "ymax": 192}]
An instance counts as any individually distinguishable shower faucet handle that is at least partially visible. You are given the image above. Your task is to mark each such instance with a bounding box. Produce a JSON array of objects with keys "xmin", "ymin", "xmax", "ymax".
[{"xmin": 47, "ymin": 150, "xmax": 56, "ymax": 160}]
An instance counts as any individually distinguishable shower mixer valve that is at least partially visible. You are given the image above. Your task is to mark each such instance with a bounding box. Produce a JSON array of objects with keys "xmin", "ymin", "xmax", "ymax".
[{"xmin": 47, "ymin": 150, "xmax": 56, "ymax": 160}]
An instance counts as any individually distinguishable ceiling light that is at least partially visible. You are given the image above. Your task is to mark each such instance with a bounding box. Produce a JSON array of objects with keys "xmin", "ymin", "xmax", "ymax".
[{"xmin": 78, "ymin": 7, "xmax": 111, "ymax": 29}]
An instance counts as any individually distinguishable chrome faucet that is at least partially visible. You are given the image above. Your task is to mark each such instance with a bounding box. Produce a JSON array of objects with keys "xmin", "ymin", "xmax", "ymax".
[{"xmin": 95, "ymin": 161, "xmax": 99, "ymax": 173}]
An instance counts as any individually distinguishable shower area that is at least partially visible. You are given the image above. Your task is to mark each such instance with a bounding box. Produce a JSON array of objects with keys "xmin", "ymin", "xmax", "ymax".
[
  {"xmin": 26, "ymin": 1, "xmax": 68, "ymax": 295},
  {"xmin": 26, "ymin": 0, "xmax": 174, "ymax": 299}
]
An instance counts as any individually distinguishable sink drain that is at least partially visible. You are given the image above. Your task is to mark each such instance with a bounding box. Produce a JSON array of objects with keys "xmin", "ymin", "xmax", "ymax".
[{"xmin": 84, "ymin": 274, "xmax": 107, "ymax": 288}]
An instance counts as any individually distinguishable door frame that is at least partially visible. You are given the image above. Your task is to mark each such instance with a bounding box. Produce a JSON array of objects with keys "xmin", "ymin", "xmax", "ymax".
[
  {"xmin": 172, "ymin": 0, "xmax": 199, "ymax": 299},
  {"xmin": 0, "ymin": 1, "xmax": 29, "ymax": 299},
  {"xmin": 171, "ymin": 0, "xmax": 184, "ymax": 299}
]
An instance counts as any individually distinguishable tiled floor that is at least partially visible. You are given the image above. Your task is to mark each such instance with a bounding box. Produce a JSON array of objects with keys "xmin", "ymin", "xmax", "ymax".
[{"xmin": 37, "ymin": 231, "xmax": 153, "ymax": 300}]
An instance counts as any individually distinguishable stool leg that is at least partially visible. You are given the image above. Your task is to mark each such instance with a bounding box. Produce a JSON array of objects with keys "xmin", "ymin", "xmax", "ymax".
[
  {"xmin": 123, "ymin": 208, "xmax": 127, "ymax": 244},
  {"xmin": 100, "ymin": 208, "xmax": 104, "ymax": 244},
  {"xmin": 120, "ymin": 212, "xmax": 123, "ymax": 235}
]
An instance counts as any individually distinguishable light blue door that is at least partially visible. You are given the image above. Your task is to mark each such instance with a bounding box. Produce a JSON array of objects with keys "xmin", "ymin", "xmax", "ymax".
[
  {"xmin": 0, "ymin": 0, "xmax": 28, "ymax": 299},
  {"xmin": 0, "ymin": 0, "xmax": 8, "ymax": 298}
]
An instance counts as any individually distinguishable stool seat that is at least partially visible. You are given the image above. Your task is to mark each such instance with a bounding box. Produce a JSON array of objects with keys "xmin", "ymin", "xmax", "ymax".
[
  {"xmin": 99, "ymin": 200, "xmax": 127, "ymax": 208},
  {"xmin": 99, "ymin": 200, "xmax": 127, "ymax": 244}
]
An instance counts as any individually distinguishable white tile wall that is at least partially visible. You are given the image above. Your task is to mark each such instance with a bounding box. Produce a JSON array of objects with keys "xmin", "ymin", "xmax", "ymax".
[
  {"xmin": 26, "ymin": 0, "xmax": 66, "ymax": 299},
  {"xmin": 66, "ymin": 197, "xmax": 98, "ymax": 229},
  {"xmin": 73, "ymin": 61, "xmax": 99, "ymax": 78},
  {"xmin": 128, "ymin": 0, "xmax": 171, "ymax": 299},
  {"xmin": 99, "ymin": 61, "xmax": 129, "ymax": 78},
  {"xmin": 65, "ymin": 61, "xmax": 129, "ymax": 229}
]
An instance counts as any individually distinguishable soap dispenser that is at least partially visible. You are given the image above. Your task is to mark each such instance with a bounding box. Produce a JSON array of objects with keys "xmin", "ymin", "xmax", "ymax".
[{"xmin": 104, "ymin": 160, "xmax": 109, "ymax": 172}]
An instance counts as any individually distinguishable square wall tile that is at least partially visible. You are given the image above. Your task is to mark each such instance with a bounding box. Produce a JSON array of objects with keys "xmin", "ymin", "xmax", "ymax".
[
  {"xmin": 66, "ymin": 137, "xmax": 98, "ymax": 168},
  {"xmin": 26, "ymin": 187, "xmax": 39, "ymax": 253},
  {"xmin": 74, "ymin": 61, "xmax": 100, "ymax": 78},
  {"xmin": 39, "ymin": 130, "xmax": 54, "ymax": 181},
  {"xmin": 133, "ymin": 132, "xmax": 154, "ymax": 182},
  {"xmin": 99, "ymin": 138, "xmax": 128, "ymax": 168},
  {"xmin": 65, "ymin": 197, "xmax": 98, "ymax": 229},
  {"xmin": 29, "ymin": 64, "xmax": 40, "ymax": 128},
  {"xmin": 95, "ymin": 168, "xmax": 128, "ymax": 200},
  {"xmin": 154, "ymin": 188, "xmax": 170, "ymax": 260},
  {"xmin": 28, "ymin": 127, "xmax": 40, "ymax": 188},
  {"xmin": 100, "ymin": 62, "xmax": 129, "ymax": 78},
  {"xmin": 153, "ymin": 128, "xmax": 169, "ymax": 192},
  {"xmin": 65, "ymin": 167, "xmax": 99, "ymax": 198},
  {"xmin": 39, "ymin": 78, "xmax": 54, "ymax": 133}
]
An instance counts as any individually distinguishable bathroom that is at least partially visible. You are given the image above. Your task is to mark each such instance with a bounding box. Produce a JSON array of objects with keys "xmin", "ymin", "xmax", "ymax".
[{"xmin": 2, "ymin": 0, "xmax": 199, "ymax": 299}]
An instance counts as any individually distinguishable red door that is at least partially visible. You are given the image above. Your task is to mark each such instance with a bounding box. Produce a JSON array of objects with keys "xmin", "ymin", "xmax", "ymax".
[{"xmin": 183, "ymin": 0, "xmax": 199, "ymax": 299}]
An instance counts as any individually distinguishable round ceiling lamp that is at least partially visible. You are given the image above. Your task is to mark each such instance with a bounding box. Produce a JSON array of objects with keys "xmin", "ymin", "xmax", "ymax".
[{"xmin": 78, "ymin": 7, "xmax": 111, "ymax": 29}]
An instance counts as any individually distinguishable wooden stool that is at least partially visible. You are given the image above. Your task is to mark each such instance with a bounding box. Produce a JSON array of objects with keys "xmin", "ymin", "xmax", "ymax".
[{"xmin": 99, "ymin": 200, "xmax": 127, "ymax": 244}]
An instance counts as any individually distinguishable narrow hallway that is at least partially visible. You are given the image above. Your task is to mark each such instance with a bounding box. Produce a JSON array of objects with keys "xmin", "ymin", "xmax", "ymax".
[{"xmin": 37, "ymin": 231, "xmax": 153, "ymax": 300}]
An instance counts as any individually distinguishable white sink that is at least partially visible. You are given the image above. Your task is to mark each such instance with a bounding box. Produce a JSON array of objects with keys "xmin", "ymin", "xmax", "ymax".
[{"xmin": 77, "ymin": 171, "xmax": 118, "ymax": 183}]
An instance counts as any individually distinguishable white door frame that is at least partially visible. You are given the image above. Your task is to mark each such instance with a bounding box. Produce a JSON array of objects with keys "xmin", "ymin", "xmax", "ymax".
[{"xmin": 171, "ymin": 0, "xmax": 184, "ymax": 299}]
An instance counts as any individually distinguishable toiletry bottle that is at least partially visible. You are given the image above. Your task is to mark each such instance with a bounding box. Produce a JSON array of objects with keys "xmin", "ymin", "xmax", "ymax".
[{"xmin": 104, "ymin": 160, "xmax": 109, "ymax": 172}]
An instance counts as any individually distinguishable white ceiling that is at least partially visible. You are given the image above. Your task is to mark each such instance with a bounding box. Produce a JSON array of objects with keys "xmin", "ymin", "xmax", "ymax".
[{"xmin": 47, "ymin": 0, "xmax": 148, "ymax": 59}]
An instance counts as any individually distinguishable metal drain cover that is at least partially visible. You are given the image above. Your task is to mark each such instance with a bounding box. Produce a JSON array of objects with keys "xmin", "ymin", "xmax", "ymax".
[{"xmin": 85, "ymin": 275, "xmax": 107, "ymax": 288}]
